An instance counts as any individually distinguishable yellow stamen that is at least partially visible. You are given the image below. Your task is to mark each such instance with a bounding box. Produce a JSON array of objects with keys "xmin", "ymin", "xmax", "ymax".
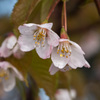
[
  {"xmin": 60, "ymin": 54, "xmax": 63, "ymax": 57},
  {"xmin": 66, "ymin": 56, "xmax": 68, "ymax": 58},
  {"xmin": 33, "ymin": 35, "xmax": 36, "ymax": 37},
  {"xmin": 35, "ymin": 41, "xmax": 37, "ymax": 44}
]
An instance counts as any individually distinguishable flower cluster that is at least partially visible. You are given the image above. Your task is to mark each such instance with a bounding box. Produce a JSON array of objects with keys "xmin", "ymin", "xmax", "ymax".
[
  {"xmin": 0, "ymin": 22, "xmax": 90, "ymax": 92},
  {"xmin": 18, "ymin": 23, "xmax": 90, "ymax": 75},
  {"xmin": 0, "ymin": 34, "xmax": 24, "ymax": 92}
]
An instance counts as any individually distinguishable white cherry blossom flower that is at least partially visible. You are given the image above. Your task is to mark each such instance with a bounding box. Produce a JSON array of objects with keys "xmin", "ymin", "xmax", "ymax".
[
  {"xmin": 18, "ymin": 23, "xmax": 59, "ymax": 59},
  {"xmin": 0, "ymin": 61, "xmax": 24, "ymax": 92},
  {"xmin": 49, "ymin": 39, "xmax": 90, "ymax": 75},
  {"xmin": 0, "ymin": 35, "xmax": 24, "ymax": 59},
  {"xmin": 55, "ymin": 89, "xmax": 76, "ymax": 100}
]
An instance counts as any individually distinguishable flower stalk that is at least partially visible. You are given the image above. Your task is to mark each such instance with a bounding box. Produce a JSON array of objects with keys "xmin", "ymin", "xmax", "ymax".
[
  {"xmin": 46, "ymin": 0, "xmax": 60, "ymax": 21},
  {"xmin": 61, "ymin": 0, "xmax": 69, "ymax": 39}
]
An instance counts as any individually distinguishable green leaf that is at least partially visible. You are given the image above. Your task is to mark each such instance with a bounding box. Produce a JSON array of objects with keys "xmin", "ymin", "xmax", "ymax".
[
  {"xmin": 28, "ymin": 1, "xmax": 42, "ymax": 24},
  {"xmin": 6, "ymin": 50, "xmax": 58, "ymax": 98},
  {"xmin": 11, "ymin": 0, "xmax": 41, "ymax": 26},
  {"xmin": 58, "ymin": 72, "xmax": 71, "ymax": 89},
  {"xmin": 30, "ymin": 50, "xmax": 58, "ymax": 98},
  {"xmin": 40, "ymin": 0, "xmax": 54, "ymax": 22}
]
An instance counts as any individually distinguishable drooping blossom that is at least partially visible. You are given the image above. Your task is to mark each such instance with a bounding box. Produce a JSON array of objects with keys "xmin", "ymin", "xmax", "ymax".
[
  {"xmin": 49, "ymin": 39, "xmax": 90, "ymax": 75},
  {"xmin": 0, "ymin": 61, "xmax": 24, "ymax": 92},
  {"xmin": 0, "ymin": 35, "xmax": 24, "ymax": 59},
  {"xmin": 55, "ymin": 89, "xmax": 76, "ymax": 100},
  {"xmin": 18, "ymin": 23, "xmax": 59, "ymax": 59}
]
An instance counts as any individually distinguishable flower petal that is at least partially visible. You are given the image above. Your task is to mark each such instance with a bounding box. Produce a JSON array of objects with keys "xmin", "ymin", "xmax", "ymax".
[
  {"xmin": 47, "ymin": 30, "xmax": 60, "ymax": 47},
  {"xmin": 7, "ymin": 35, "xmax": 17, "ymax": 49},
  {"xmin": 2, "ymin": 71, "xmax": 16, "ymax": 92},
  {"xmin": 69, "ymin": 40, "xmax": 85, "ymax": 54},
  {"xmin": 0, "ymin": 38, "xmax": 12, "ymax": 58},
  {"xmin": 18, "ymin": 23, "xmax": 37, "ymax": 35},
  {"xmin": 68, "ymin": 44, "xmax": 88, "ymax": 69},
  {"xmin": 0, "ymin": 61, "xmax": 9, "ymax": 70},
  {"xmin": 18, "ymin": 35, "xmax": 35, "ymax": 51},
  {"xmin": 49, "ymin": 63, "xmax": 59, "ymax": 75},
  {"xmin": 39, "ymin": 23, "xmax": 53, "ymax": 29},
  {"xmin": 11, "ymin": 66, "xmax": 24, "ymax": 81},
  {"xmin": 55, "ymin": 89, "xmax": 71, "ymax": 100},
  {"xmin": 84, "ymin": 61, "xmax": 90, "ymax": 68},
  {"xmin": 0, "ymin": 61, "xmax": 24, "ymax": 81},
  {"xmin": 36, "ymin": 40, "xmax": 53, "ymax": 59},
  {"xmin": 51, "ymin": 47, "xmax": 69, "ymax": 69},
  {"xmin": 13, "ymin": 44, "xmax": 25, "ymax": 59}
]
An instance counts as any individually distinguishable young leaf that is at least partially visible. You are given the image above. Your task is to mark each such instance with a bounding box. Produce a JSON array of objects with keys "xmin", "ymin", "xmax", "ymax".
[{"xmin": 11, "ymin": 0, "xmax": 41, "ymax": 26}]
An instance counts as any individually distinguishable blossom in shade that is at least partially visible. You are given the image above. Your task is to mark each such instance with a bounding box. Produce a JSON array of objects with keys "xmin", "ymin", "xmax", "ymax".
[
  {"xmin": 49, "ymin": 39, "xmax": 90, "ymax": 75},
  {"xmin": 0, "ymin": 61, "xmax": 24, "ymax": 92},
  {"xmin": 0, "ymin": 35, "xmax": 24, "ymax": 59},
  {"xmin": 18, "ymin": 23, "xmax": 59, "ymax": 59},
  {"xmin": 55, "ymin": 89, "xmax": 76, "ymax": 100}
]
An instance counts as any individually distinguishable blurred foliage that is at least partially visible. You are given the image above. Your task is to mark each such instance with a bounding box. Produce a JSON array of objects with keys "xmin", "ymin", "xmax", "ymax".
[{"xmin": 7, "ymin": 50, "xmax": 58, "ymax": 99}]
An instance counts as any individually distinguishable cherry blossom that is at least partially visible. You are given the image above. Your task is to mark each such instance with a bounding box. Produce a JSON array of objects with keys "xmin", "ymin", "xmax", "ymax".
[
  {"xmin": 55, "ymin": 89, "xmax": 76, "ymax": 100},
  {"xmin": 18, "ymin": 23, "xmax": 59, "ymax": 59},
  {"xmin": 0, "ymin": 61, "xmax": 24, "ymax": 92},
  {"xmin": 0, "ymin": 35, "xmax": 24, "ymax": 59},
  {"xmin": 49, "ymin": 39, "xmax": 90, "ymax": 75}
]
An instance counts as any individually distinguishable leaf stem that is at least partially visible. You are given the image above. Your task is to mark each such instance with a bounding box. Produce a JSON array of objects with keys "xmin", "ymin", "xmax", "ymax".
[{"xmin": 46, "ymin": 0, "xmax": 60, "ymax": 20}]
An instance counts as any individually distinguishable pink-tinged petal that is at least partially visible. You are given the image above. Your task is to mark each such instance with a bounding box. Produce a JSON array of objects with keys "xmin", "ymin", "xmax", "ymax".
[
  {"xmin": 18, "ymin": 35, "xmax": 35, "ymax": 52},
  {"xmin": 47, "ymin": 30, "xmax": 60, "ymax": 47},
  {"xmin": 84, "ymin": 61, "xmax": 90, "ymax": 68},
  {"xmin": 11, "ymin": 66, "xmax": 24, "ymax": 81},
  {"xmin": 59, "ymin": 39, "xmax": 69, "ymax": 42},
  {"xmin": 39, "ymin": 23, "xmax": 53, "ymax": 29},
  {"xmin": 55, "ymin": 89, "xmax": 71, "ymax": 100},
  {"xmin": 60, "ymin": 65, "xmax": 72, "ymax": 72},
  {"xmin": 7, "ymin": 35, "xmax": 17, "ymax": 49},
  {"xmin": 0, "ymin": 61, "xmax": 9, "ymax": 70},
  {"xmin": 18, "ymin": 23, "xmax": 37, "ymax": 35},
  {"xmin": 51, "ymin": 47, "xmax": 69, "ymax": 69},
  {"xmin": 2, "ymin": 71, "xmax": 16, "ymax": 92},
  {"xmin": 36, "ymin": 40, "xmax": 53, "ymax": 59},
  {"xmin": 0, "ymin": 61, "xmax": 24, "ymax": 81},
  {"xmin": 49, "ymin": 63, "xmax": 59, "ymax": 75},
  {"xmin": 69, "ymin": 40, "xmax": 85, "ymax": 54},
  {"xmin": 13, "ymin": 44, "xmax": 25, "ymax": 59},
  {"xmin": 68, "ymin": 45, "xmax": 87, "ymax": 69},
  {"xmin": 0, "ymin": 38, "xmax": 12, "ymax": 58},
  {"xmin": 70, "ymin": 89, "xmax": 77, "ymax": 99}
]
